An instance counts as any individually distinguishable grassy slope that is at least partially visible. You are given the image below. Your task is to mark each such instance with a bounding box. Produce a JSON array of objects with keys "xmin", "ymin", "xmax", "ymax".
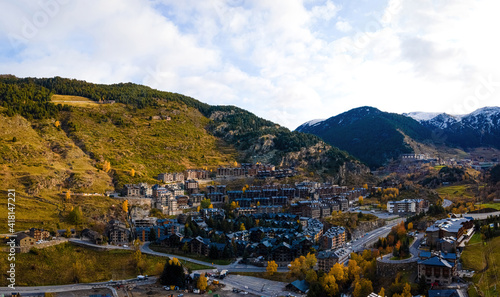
[
  {"xmin": 63, "ymin": 101, "xmax": 238, "ymax": 187},
  {"xmin": 0, "ymin": 98, "xmax": 238, "ymax": 232},
  {"xmin": 0, "ymin": 114, "xmax": 114, "ymax": 232},
  {"xmin": 462, "ymin": 236, "xmax": 500, "ymax": 297},
  {"xmin": 436, "ymin": 185, "xmax": 475, "ymax": 201},
  {"xmin": 0, "ymin": 242, "xmax": 200, "ymax": 286},
  {"xmin": 51, "ymin": 94, "xmax": 100, "ymax": 108}
]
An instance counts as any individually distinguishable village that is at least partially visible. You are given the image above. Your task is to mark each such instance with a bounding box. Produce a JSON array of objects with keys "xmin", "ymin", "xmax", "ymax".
[{"xmin": 8, "ymin": 158, "xmax": 493, "ymax": 297}]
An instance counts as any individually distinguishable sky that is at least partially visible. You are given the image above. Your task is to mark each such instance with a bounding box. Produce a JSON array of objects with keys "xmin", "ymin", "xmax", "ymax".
[{"xmin": 1, "ymin": 0, "xmax": 500, "ymax": 129}]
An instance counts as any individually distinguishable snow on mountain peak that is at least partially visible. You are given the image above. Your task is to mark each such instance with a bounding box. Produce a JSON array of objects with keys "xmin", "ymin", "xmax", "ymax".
[{"xmin": 404, "ymin": 112, "xmax": 441, "ymax": 122}]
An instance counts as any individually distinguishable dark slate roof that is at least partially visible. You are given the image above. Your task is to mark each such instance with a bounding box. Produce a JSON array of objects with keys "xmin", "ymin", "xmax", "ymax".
[
  {"xmin": 428, "ymin": 289, "xmax": 465, "ymax": 297},
  {"xmin": 288, "ymin": 280, "xmax": 310, "ymax": 293},
  {"xmin": 418, "ymin": 257, "xmax": 454, "ymax": 268}
]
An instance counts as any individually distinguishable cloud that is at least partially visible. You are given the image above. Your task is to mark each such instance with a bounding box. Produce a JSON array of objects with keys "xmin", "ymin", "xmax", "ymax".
[
  {"xmin": 335, "ymin": 20, "xmax": 352, "ymax": 32},
  {"xmin": 0, "ymin": 0, "xmax": 499, "ymax": 129}
]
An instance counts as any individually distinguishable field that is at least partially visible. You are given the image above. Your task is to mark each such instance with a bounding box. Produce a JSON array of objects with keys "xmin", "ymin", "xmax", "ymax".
[
  {"xmin": 462, "ymin": 236, "xmax": 500, "ymax": 297},
  {"xmin": 436, "ymin": 185, "xmax": 476, "ymax": 204},
  {"xmin": 475, "ymin": 203, "xmax": 500, "ymax": 211},
  {"xmin": 51, "ymin": 94, "xmax": 100, "ymax": 107}
]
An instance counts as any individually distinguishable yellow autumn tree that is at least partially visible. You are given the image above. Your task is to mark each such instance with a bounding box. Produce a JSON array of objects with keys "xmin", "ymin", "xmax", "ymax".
[
  {"xmin": 358, "ymin": 196, "xmax": 364, "ymax": 205},
  {"xmin": 305, "ymin": 252, "xmax": 317, "ymax": 268},
  {"xmin": 321, "ymin": 274, "xmax": 339, "ymax": 296},
  {"xmin": 266, "ymin": 260, "xmax": 278, "ymax": 276},
  {"xmin": 408, "ymin": 222, "xmax": 413, "ymax": 230},
  {"xmin": 329, "ymin": 262, "xmax": 345, "ymax": 283},
  {"xmin": 239, "ymin": 223, "xmax": 246, "ymax": 231},
  {"xmin": 305, "ymin": 269, "xmax": 318, "ymax": 283},
  {"xmin": 208, "ymin": 203, "xmax": 213, "ymax": 209},
  {"xmin": 197, "ymin": 275, "xmax": 208, "ymax": 290},
  {"xmin": 54, "ymin": 120, "xmax": 60, "ymax": 128},
  {"xmin": 379, "ymin": 287, "xmax": 386, "ymax": 297},
  {"xmin": 122, "ymin": 200, "xmax": 129, "ymax": 213},
  {"xmin": 103, "ymin": 160, "xmax": 111, "ymax": 173},
  {"xmin": 65, "ymin": 190, "xmax": 71, "ymax": 201},
  {"xmin": 353, "ymin": 278, "xmax": 373, "ymax": 297},
  {"xmin": 130, "ymin": 168, "xmax": 135, "ymax": 177}
]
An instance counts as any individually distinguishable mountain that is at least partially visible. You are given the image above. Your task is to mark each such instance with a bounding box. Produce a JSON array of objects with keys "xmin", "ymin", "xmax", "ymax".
[
  {"xmin": 409, "ymin": 107, "xmax": 500, "ymax": 148},
  {"xmin": 296, "ymin": 106, "xmax": 431, "ymax": 168},
  {"xmin": 298, "ymin": 106, "xmax": 500, "ymax": 169},
  {"xmin": 0, "ymin": 75, "xmax": 369, "ymax": 231}
]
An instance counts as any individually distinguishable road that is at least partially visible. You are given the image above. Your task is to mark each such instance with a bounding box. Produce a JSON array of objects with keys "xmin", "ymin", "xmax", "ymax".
[
  {"xmin": 141, "ymin": 243, "xmax": 290, "ymax": 273},
  {"xmin": 221, "ymin": 274, "xmax": 299, "ymax": 297},
  {"xmin": 351, "ymin": 218, "xmax": 404, "ymax": 252},
  {"xmin": 377, "ymin": 233, "xmax": 423, "ymax": 264},
  {"xmin": 0, "ymin": 277, "xmax": 155, "ymax": 295},
  {"xmin": 2, "ymin": 219, "xmax": 404, "ymax": 294},
  {"xmin": 70, "ymin": 238, "xmax": 133, "ymax": 250}
]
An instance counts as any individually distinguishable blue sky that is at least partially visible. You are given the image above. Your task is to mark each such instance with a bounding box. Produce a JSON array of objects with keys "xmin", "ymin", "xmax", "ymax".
[{"xmin": 1, "ymin": 0, "xmax": 499, "ymax": 129}]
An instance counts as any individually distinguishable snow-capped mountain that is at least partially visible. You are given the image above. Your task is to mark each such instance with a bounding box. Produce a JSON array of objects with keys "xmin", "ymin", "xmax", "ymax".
[
  {"xmin": 296, "ymin": 106, "xmax": 500, "ymax": 168},
  {"xmin": 295, "ymin": 118, "xmax": 325, "ymax": 131},
  {"xmin": 403, "ymin": 111, "xmax": 442, "ymax": 122}
]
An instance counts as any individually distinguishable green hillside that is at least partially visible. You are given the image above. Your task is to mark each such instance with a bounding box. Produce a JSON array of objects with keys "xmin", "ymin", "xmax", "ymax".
[
  {"xmin": 296, "ymin": 106, "xmax": 432, "ymax": 168},
  {"xmin": 0, "ymin": 75, "xmax": 369, "ymax": 232}
]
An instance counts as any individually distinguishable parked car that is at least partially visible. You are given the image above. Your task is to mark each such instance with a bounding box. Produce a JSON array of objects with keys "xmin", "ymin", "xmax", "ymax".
[
  {"xmin": 240, "ymin": 291, "xmax": 248, "ymax": 295},
  {"xmin": 193, "ymin": 289, "xmax": 200, "ymax": 294}
]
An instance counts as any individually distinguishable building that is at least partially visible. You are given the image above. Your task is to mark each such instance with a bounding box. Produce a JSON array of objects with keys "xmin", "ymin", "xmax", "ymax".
[
  {"xmin": 388, "ymin": 199, "xmax": 427, "ymax": 213},
  {"xmin": 418, "ymin": 256, "xmax": 457, "ymax": 286},
  {"xmin": 426, "ymin": 217, "xmax": 474, "ymax": 249},
  {"xmin": 321, "ymin": 226, "xmax": 346, "ymax": 249},
  {"xmin": 15, "ymin": 233, "xmax": 36, "ymax": 248},
  {"xmin": 29, "ymin": 228, "xmax": 51, "ymax": 241},
  {"xmin": 81, "ymin": 228, "xmax": 103, "ymax": 244},
  {"xmin": 428, "ymin": 289, "xmax": 467, "ymax": 297},
  {"xmin": 122, "ymin": 184, "xmax": 141, "ymax": 197},
  {"xmin": 184, "ymin": 179, "xmax": 199, "ymax": 195},
  {"xmin": 317, "ymin": 248, "xmax": 350, "ymax": 272}
]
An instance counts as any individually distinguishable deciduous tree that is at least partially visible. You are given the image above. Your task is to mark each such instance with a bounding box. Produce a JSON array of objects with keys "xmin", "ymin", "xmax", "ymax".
[{"xmin": 267, "ymin": 260, "xmax": 278, "ymax": 276}]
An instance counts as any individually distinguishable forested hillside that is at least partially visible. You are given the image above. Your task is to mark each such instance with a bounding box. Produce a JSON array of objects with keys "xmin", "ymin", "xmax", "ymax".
[{"xmin": 297, "ymin": 107, "xmax": 431, "ymax": 168}]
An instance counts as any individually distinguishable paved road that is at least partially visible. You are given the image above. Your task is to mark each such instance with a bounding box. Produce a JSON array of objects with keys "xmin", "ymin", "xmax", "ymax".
[
  {"xmin": 464, "ymin": 211, "xmax": 500, "ymax": 220},
  {"xmin": 70, "ymin": 238, "xmax": 133, "ymax": 250},
  {"xmin": 351, "ymin": 218, "xmax": 404, "ymax": 252},
  {"xmin": 377, "ymin": 234, "xmax": 423, "ymax": 264},
  {"xmin": 141, "ymin": 243, "xmax": 290, "ymax": 273},
  {"xmin": 221, "ymin": 274, "xmax": 300, "ymax": 297}
]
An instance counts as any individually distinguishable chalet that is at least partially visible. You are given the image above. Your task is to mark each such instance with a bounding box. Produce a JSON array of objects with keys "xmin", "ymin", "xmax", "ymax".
[
  {"xmin": 123, "ymin": 184, "xmax": 141, "ymax": 197},
  {"xmin": 29, "ymin": 228, "xmax": 51, "ymax": 241},
  {"xmin": 426, "ymin": 217, "xmax": 474, "ymax": 249},
  {"xmin": 16, "ymin": 233, "xmax": 36, "ymax": 248},
  {"xmin": 270, "ymin": 242, "xmax": 293, "ymax": 263},
  {"xmin": 190, "ymin": 236, "xmax": 211, "ymax": 256},
  {"xmin": 106, "ymin": 220, "xmax": 130, "ymax": 245},
  {"xmin": 81, "ymin": 228, "xmax": 103, "ymax": 244},
  {"xmin": 418, "ymin": 256, "xmax": 457, "ymax": 286}
]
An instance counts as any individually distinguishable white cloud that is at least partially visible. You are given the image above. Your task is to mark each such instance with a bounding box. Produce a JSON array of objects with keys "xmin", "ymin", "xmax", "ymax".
[
  {"xmin": 335, "ymin": 20, "xmax": 352, "ymax": 32},
  {"xmin": 0, "ymin": 0, "xmax": 499, "ymax": 129}
]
